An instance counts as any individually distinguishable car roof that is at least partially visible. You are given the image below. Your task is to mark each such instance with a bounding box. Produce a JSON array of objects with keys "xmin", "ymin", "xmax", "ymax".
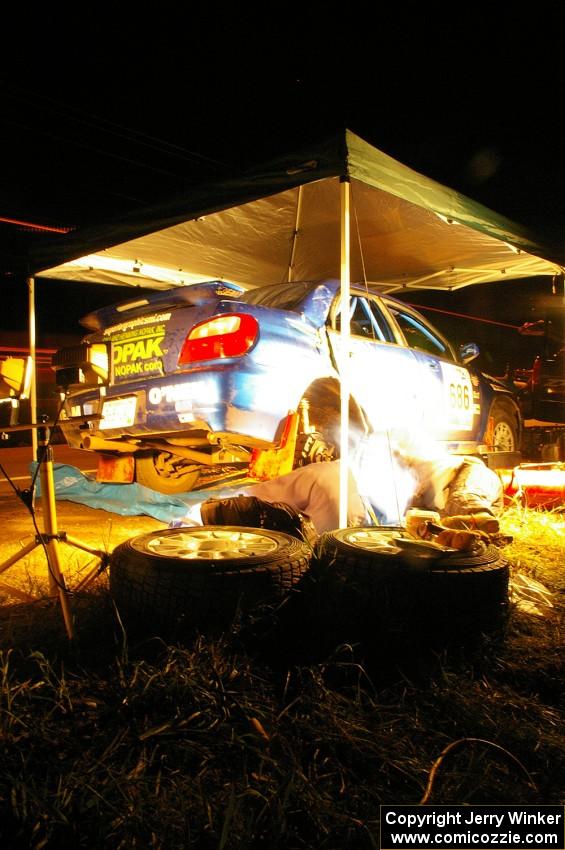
[{"xmin": 241, "ymin": 279, "xmax": 412, "ymax": 311}]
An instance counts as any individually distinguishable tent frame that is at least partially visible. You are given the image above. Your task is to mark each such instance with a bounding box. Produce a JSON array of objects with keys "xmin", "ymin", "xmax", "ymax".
[{"xmin": 25, "ymin": 130, "xmax": 565, "ymax": 526}]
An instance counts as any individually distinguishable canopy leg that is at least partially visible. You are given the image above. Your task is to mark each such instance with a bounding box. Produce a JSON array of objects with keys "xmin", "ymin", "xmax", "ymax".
[
  {"xmin": 339, "ymin": 178, "xmax": 351, "ymax": 529},
  {"xmin": 27, "ymin": 276, "xmax": 38, "ymax": 460}
]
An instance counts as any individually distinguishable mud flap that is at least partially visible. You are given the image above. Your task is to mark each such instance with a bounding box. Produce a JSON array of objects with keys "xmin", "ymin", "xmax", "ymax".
[
  {"xmin": 96, "ymin": 454, "xmax": 135, "ymax": 483},
  {"xmin": 248, "ymin": 411, "xmax": 299, "ymax": 480}
]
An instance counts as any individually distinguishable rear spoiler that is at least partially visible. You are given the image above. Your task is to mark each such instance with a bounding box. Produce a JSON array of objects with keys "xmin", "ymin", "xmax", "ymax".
[{"xmin": 80, "ymin": 281, "xmax": 245, "ymax": 331}]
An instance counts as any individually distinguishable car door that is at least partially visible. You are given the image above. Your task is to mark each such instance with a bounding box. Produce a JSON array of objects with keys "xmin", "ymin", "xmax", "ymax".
[
  {"xmin": 382, "ymin": 299, "xmax": 479, "ymax": 440},
  {"xmin": 326, "ymin": 293, "xmax": 426, "ymax": 432}
]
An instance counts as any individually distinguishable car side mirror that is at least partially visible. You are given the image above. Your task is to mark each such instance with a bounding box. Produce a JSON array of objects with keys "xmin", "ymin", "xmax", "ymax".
[{"xmin": 459, "ymin": 342, "xmax": 480, "ymax": 364}]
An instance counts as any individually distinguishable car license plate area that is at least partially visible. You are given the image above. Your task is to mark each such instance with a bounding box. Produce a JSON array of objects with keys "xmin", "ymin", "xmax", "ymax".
[{"xmin": 100, "ymin": 396, "xmax": 137, "ymax": 430}]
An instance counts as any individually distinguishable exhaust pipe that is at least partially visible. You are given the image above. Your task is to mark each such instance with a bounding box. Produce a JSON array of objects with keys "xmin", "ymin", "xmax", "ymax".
[{"xmin": 81, "ymin": 436, "xmax": 137, "ymax": 453}]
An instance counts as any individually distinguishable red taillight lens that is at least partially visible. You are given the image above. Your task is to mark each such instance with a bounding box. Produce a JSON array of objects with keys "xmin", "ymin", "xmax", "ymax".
[{"xmin": 178, "ymin": 313, "xmax": 259, "ymax": 365}]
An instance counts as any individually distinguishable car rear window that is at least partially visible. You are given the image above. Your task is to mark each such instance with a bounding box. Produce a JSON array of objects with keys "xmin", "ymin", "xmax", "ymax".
[{"xmin": 241, "ymin": 282, "xmax": 316, "ymax": 311}]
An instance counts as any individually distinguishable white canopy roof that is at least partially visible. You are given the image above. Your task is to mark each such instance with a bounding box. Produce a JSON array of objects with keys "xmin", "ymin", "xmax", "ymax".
[{"xmin": 32, "ymin": 130, "xmax": 562, "ymax": 292}]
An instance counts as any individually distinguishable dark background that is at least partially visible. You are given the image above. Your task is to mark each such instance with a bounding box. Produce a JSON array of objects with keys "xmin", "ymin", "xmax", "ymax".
[{"xmin": 2, "ymin": 7, "xmax": 565, "ymax": 375}]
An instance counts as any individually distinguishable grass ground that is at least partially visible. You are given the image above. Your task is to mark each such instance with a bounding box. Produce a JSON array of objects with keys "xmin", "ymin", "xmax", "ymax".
[{"xmin": 0, "ymin": 505, "xmax": 563, "ymax": 849}]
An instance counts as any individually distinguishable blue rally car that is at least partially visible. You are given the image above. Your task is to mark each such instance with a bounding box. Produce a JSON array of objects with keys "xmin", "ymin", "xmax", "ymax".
[{"xmin": 52, "ymin": 279, "xmax": 522, "ymax": 493}]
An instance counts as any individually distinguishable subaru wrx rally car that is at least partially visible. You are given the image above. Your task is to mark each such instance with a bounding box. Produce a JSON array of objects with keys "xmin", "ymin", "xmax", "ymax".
[{"xmin": 52, "ymin": 279, "xmax": 521, "ymax": 493}]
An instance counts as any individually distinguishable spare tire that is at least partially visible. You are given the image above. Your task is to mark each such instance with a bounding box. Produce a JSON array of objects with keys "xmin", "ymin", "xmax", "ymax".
[
  {"xmin": 110, "ymin": 526, "xmax": 312, "ymax": 636},
  {"xmin": 313, "ymin": 527, "xmax": 510, "ymax": 647}
]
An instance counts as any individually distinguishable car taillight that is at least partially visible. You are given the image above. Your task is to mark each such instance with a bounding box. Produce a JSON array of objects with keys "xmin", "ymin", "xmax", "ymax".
[{"xmin": 178, "ymin": 313, "xmax": 259, "ymax": 365}]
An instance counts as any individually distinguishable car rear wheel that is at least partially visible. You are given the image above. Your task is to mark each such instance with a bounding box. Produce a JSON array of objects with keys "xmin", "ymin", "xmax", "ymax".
[{"xmin": 136, "ymin": 451, "xmax": 201, "ymax": 494}]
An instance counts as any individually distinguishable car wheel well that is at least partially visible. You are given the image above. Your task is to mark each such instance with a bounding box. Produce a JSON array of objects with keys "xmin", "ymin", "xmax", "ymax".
[
  {"xmin": 300, "ymin": 378, "xmax": 366, "ymax": 433},
  {"xmin": 292, "ymin": 379, "xmax": 367, "ymax": 467},
  {"xmin": 486, "ymin": 397, "xmax": 522, "ymax": 452},
  {"xmin": 488, "ymin": 396, "xmax": 521, "ymax": 430}
]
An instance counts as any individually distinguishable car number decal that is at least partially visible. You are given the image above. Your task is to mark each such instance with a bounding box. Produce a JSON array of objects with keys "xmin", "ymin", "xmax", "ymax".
[{"xmin": 440, "ymin": 363, "xmax": 475, "ymax": 430}]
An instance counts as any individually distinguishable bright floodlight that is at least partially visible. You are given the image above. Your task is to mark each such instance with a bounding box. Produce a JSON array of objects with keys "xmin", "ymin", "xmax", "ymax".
[{"xmin": 0, "ymin": 357, "xmax": 32, "ymax": 401}]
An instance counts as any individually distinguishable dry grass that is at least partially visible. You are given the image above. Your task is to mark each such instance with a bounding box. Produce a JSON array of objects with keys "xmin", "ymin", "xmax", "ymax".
[
  {"xmin": 501, "ymin": 505, "xmax": 565, "ymax": 591},
  {"xmin": 0, "ymin": 506, "xmax": 563, "ymax": 849}
]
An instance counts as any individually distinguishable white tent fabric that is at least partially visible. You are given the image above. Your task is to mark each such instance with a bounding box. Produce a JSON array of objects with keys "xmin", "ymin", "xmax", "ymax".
[{"xmin": 33, "ymin": 130, "xmax": 562, "ymax": 291}]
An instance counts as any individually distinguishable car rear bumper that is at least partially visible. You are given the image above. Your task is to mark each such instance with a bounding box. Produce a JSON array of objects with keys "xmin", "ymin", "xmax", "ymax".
[{"xmin": 59, "ymin": 365, "xmax": 294, "ymax": 450}]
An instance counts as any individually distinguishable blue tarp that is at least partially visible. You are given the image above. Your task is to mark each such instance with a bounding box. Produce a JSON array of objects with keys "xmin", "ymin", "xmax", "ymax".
[{"xmin": 32, "ymin": 463, "xmax": 222, "ymax": 523}]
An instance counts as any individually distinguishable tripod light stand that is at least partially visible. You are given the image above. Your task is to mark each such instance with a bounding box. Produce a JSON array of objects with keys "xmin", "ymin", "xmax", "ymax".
[{"xmin": 0, "ymin": 359, "xmax": 109, "ymax": 639}]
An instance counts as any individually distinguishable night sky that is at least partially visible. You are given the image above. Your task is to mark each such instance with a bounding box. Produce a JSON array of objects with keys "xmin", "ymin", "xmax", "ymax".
[{"xmin": 2, "ymin": 8, "xmax": 565, "ymax": 372}]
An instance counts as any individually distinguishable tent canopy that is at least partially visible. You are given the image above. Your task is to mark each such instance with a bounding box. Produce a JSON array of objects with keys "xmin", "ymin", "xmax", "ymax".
[
  {"xmin": 25, "ymin": 129, "xmax": 563, "ymax": 523},
  {"xmin": 31, "ymin": 130, "xmax": 562, "ymax": 293}
]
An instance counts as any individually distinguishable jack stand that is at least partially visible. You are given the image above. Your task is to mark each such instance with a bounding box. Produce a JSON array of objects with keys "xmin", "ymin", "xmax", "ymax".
[{"xmin": 0, "ymin": 423, "xmax": 109, "ymax": 639}]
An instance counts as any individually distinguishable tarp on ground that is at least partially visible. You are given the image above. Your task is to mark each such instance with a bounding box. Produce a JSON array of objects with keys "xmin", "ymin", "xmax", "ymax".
[
  {"xmin": 33, "ymin": 463, "xmax": 217, "ymax": 523},
  {"xmin": 30, "ymin": 130, "xmax": 563, "ymax": 293}
]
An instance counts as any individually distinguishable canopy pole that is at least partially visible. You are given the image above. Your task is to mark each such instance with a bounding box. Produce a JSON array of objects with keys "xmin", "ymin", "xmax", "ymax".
[
  {"xmin": 287, "ymin": 185, "xmax": 303, "ymax": 282},
  {"xmin": 339, "ymin": 178, "xmax": 351, "ymax": 529},
  {"xmin": 27, "ymin": 276, "xmax": 38, "ymax": 459}
]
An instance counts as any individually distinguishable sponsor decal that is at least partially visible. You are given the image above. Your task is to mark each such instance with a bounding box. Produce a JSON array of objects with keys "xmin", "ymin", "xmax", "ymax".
[
  {"xmin": 147, "ymin": 379, "xmax": 218, "ymax": 409},
  {"xmin": 104, "ymin": 312, "xmax": 171, "ymax": 335},
  {"xmin": 109, "ymin": 320, "xmax": 168, "ymax": 380},
  {"xmin": 148, "ymin": 383, "xmax": 195, "ymax": 422},
  {"xmin": 148, "ymin": 384, "xmax": 193, "ymax": 405},
  {"xmin": 114, "ymin": 361, "xmax": 163, "ymax": 377}
]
